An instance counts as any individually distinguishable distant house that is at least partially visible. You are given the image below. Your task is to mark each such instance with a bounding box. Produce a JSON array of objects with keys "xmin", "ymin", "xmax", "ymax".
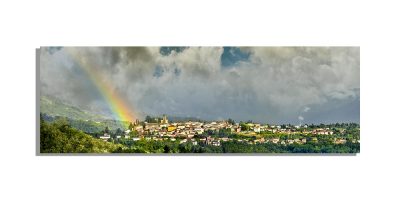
[
  {"xmin": 271, "ymin": 138, "xmax": 280, "ymax": 144},
  {"xmin": 145, "ymin": 123, "xmax": 159, "ymax": 131},
  {"xmin": 178, "ymin": 125, "xmax": 185, "ymax": 130},
  {"xmin": 235, "ymin": 127, "xmax": 241, "ymax": 133},
  {"xmin": 168, "ymin": 125, "xmax": 177, "ymax": 132},
  {"xmin": 221, "ymin": 137, "xmax": 229, "ymax": 142},
  {"xmin": 211, "ymin": 140, "xmax": 221, "ymax": 146},
  {"xmin": 99, "ymin": 134, "xmax": 111, "ymax": 141},
  {"xmin": 253, "ymin": 126, "xmax": 261, "ymax": 133},
  {"xmin": 205, "ymin": 136, "xmax": 213, "ymax": 145},
  {"xmin": 334, "ymin": 138, "xmax": 346, "ymax": 144},
  {"xmin": 194, "ymin": 127, "xmax": 204, "ymax": 134},
  {"xmin": 187, "ymin": 134, "xmax": 195, "ymax": 138},
  {"xmin": 179, "ymin": 139, "xmax": 187, "ymax": 144},
  {"xmin": 134, "ymin": 126, "xmax": 143, "ymax": 132}
]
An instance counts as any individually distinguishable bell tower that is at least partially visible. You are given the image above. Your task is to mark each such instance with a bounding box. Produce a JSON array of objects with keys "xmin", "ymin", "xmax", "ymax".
[{"xmin": 161, "ymin": 114, "xmax": 168, "ymax": 124}]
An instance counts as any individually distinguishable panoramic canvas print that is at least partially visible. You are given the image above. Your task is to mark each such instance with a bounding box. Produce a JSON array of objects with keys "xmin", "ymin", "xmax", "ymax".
[{"xmin": 39, "ymin": 47, "xmax": 360, "ymax": 154}]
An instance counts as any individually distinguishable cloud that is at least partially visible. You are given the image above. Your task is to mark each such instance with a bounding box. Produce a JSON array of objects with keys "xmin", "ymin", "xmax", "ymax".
[{"xmin": 40, "ymin": 47, "xmax": 360, "ymax": 124}]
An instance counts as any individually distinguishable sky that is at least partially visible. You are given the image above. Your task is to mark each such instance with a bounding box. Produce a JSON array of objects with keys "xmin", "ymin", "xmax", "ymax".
[{"xmin": 40, "ymin": 47, "xmax": 360, "ymax": 124}]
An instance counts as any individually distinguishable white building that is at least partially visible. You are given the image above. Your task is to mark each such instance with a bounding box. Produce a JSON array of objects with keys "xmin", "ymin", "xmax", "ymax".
[
  {"xmin": 194, "ymin": 127, "xmax": 204, "ymax": 134},
  {"xmin": 99, "ymin": 134, "xmax": 111, "ymax": 140}
]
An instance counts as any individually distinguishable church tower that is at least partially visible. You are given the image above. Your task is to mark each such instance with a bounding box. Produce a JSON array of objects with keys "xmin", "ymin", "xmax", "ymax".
[{"xmin": 161, "ymin": 114, "xmax": 168, "ymax": 124}]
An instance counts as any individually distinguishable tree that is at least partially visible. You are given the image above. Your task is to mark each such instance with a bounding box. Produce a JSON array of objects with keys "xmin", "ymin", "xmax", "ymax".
[
  {"xmin": 164, "ymin": 145, "xmax": 171, "ymax": 153},
  {"xmin": 145, "ymin": 116, "xmax": 159, "ymax": 123},
  {"xmin": 129, "ymin": 130, "xmax": 139, "ymax": 138},
  {"xmin": 40, "ymin": 119, "xmax": 125, "ymax": 153},
  {"xmin": 240, "ymin": 123, "xmax": 250, "ymax": 131},
  {"xmin": 228, "ymin": 118, "xmax": 235, "ymax": 125},
  {"xmin": 128, "ymin": 122, "xmax": 134, "ymax": 131}
]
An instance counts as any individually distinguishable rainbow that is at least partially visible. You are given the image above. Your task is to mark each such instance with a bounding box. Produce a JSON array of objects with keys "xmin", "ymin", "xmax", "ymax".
[{"xmin": 66, "ymin": 48, "xmax": 136, "ymax": 123}]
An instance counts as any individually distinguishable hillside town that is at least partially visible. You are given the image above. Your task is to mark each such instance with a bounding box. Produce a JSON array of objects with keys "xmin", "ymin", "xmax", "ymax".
[{"xmin": 97, "ymin": 115, "xmax": 359, "ymax": 146}]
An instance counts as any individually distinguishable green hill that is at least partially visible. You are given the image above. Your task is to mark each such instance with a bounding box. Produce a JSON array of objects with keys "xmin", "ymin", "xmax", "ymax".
[
  {"xmin": 40, "ymin": 95, "xmax": 106, "ymax": 121},
  {"xmin": 40, "ymin": 119, "xmax": 127, "ymax": 153},
  {"xmin": 40, "ymin": 95, "xmax": 130, "ymax": 133}
]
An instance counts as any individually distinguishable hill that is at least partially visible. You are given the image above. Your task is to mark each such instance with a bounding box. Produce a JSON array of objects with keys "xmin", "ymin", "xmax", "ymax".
[
  {"xmin": 40, "ymin": 95, "xmax": 107, "ymax": 121},
  {"xmin": 40, "ymin": 119, "xmax": 127, "ymax": 153},
  {"xmin": 40, "ymin": 95, "xmax": 129, "ymax": 133}
]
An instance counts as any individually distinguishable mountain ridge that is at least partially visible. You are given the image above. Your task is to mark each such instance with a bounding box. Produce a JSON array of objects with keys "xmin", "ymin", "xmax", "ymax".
[{"xmin": 40, "ymin": 95, "xmax": 108, "ymax": 121}]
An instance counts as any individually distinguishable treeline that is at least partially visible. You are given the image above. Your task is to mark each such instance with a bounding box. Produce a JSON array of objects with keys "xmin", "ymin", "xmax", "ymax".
[
  {"xmin": 304, "ymin": 123, "xmax": 360, "ymax": 129},
  {"xmin": 114, "ymin": 139, "xmax": 360, "ymax": 153},
  {"xmin": 220, "ymin": 141, "xmax": 359, "ymax": 153},
  {"xmin": 41, "ymin": 113, "xmax": 128, "ymax": 134}
]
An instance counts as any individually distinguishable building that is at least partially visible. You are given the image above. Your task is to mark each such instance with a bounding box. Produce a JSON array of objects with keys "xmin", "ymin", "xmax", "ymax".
[
  {"xmin": 235, "ymin": 127, "xmax": 241, "ymax": 133},
  {"xmin": 253, "ymin": 125, "xmax": 261, "ymax": 133},
  {"xmin": 334, "ymin": 138, "xmax": 346, "ymax": 144},
  {"xmin": 179, "ymin": 139, "xmax": 187, "ymax": 144},
  {"xmin": 194, "ymin": 127, "xmax": 204, "ymax": 134},
  {"xmin": 271, "ymin": 138, "xmax": 280, "ymax": 144},
  {"xmin": 135, "ymin": 125, "xmax": 144, "ymax": 133},
  {"xmin": 211, "ymin": 140, "xmax": 221, "ymax": 146},
  {"xmin": 167, "ymin": 125, "xmax": 177, "ymax": 132},
  {"xmin": 145, "ymin": 123, "xmax": 159, "ymax": 130},
  {"xmin": 160, "ymin": 115, "xmax": 168, "ymax": 124},
  {"xmin": 99, "ymin": 134, "xmax": 111, "ymax": 141}
]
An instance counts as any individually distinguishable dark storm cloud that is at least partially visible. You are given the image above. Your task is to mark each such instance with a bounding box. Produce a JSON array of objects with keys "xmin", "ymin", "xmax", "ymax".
[
  {"xmin": 40, "ymin": 46, "xmax": 360, "ymax": 124},
  {"xmin": 159, "ymin": 47, "xmax": 188, "ymax": 56}
]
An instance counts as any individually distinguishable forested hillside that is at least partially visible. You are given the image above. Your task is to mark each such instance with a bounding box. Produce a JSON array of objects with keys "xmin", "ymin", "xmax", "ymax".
[
  {"xmin": 40, "ymin": 118, "xmax": 127, "ymax": 153},
  {"xmin": 40, "ymin": 95, "xmax": 106, "ymax": 121}
]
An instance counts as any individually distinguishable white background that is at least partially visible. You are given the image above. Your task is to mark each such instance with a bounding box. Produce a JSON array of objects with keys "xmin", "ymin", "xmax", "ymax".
[{"xmin": 0, "ymin": 0, "xmax": 399, "ymax": 199}]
